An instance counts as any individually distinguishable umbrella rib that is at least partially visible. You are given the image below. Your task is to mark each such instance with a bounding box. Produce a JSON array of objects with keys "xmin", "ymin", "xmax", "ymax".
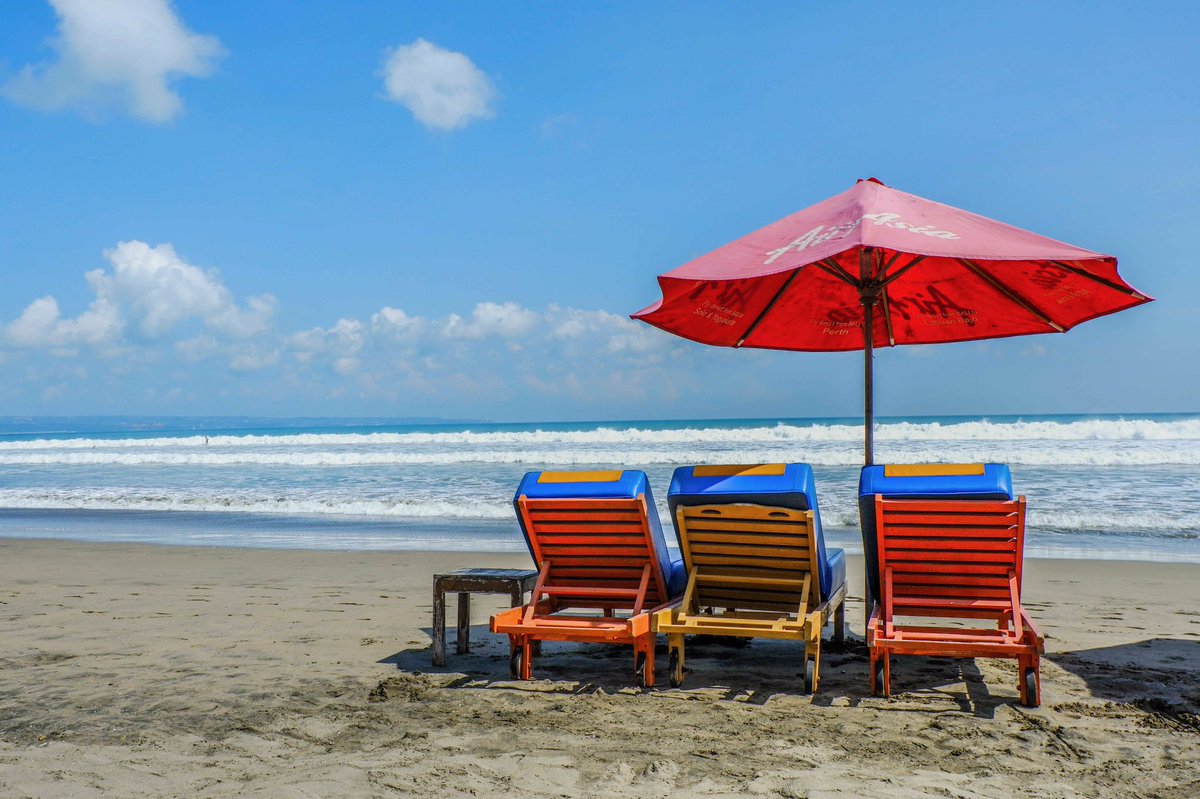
[
  {"xmin": 735, "ymin": 267, "xmax": 804, "ymax": 347},
  {"xmin": 957, "ymin": 259, "xmax": 1065, "ymax": 332},
  {"xmin": 1049, "ymin": 261, "xmax": 1148, "ymax": 299},
  {"xmin": 881, "ymin": 282, "xmax": 896, "ymax": 346},
  {"xmin": 816, "ymin": 257, "xmax": 860, "ymax": 286},
  {"xmin": 880, "ymin": 250, "xmax": 904, "ymax": 275},
  {"xmin": 880, "ymin": 255, "xmax": 926, "ymax": 287}
]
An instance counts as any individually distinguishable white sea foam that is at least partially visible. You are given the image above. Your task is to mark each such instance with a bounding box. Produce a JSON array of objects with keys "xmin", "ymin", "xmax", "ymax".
[
  {"xmin": 0, "ymin": 441, "xmax": 1197, "ymax": 467},
  {"xmin": 1, "ymin": 416, "xmax": 1197, "ymax": 556},
  {"xmin": 1, "ymin": 488, "xmax": 1193, "ymax": 536},
  {"xmin": 2, "ymin": 417, "xmax": 1198, "ymax": 451},
  {"xmin": 0, "ymin": 489, "xmax": 512, "ymax": 519}
]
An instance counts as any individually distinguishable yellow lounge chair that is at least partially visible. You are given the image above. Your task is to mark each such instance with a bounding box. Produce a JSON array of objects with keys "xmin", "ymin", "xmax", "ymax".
[{"xmin": 652, "ymin": 464, "xmax": 846, "ymax": 692}]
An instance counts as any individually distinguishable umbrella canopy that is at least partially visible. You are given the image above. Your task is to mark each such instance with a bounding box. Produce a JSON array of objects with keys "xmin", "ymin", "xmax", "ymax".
[{"xmin": 632, "ymin": 179, "xmax": 1152, "ymax": 463}]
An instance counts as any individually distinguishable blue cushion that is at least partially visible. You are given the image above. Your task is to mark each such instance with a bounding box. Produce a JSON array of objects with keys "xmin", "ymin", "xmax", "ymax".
[
  {"xmin": 857, "ymin": 464, "xmax": 1014, "ymax": 602},
  {"xmin": 858, "ymin": 464, "xmax": 1013, "ymax": 501},
  {"xmin": 826, "ymin": 548, "xmax": 846, "ymax": 598},
  {"xmin": 513, "ymin": 470, "xmax": 686, "ymax": 597},
  {"xmin": 667, "ymin": 463, "xmax": 841, "ymax": 600}
]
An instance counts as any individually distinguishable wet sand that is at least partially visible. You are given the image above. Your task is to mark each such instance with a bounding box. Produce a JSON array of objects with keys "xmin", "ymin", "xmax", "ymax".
[{"xmin": 1, "ymin": 539, "xmax": 1197, "ymax": 798}]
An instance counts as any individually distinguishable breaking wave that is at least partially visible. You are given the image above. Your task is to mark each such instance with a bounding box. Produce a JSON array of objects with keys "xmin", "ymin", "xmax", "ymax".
[
  {"xmin": 0, "ymin": 489, "xmax": 512, "ymax": 519},
  {"xmin": 2, "ymin": 417, "xmax": 1198, "ymax": 451},
  {"xmin": 0, "ymin": 442, "xmax": 1196, "ymax": 467}
]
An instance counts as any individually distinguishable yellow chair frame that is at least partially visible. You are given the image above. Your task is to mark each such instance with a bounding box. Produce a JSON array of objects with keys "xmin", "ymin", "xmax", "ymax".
[{"xmin": 652, "ymin": 503, "xmax": 846, "ymax": 692}]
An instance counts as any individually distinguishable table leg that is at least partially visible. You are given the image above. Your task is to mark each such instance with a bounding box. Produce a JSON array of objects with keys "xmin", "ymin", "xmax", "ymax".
[
  {"xmin": 456, "ymin": 592, "xmax": 470, "ymax": 654},
  {"xmin": 432, "ymin": 580, "xmax": 446, "ymax": 667}
]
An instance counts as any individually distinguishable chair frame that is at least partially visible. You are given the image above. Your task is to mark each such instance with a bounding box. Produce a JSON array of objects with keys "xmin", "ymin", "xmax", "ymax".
[
  {"xmin": 652, "ymin": 503, "xmax": 846, "ymax": 692},
  {"xmin": 867, "ymin": 495, "xmax": 1044, "ymax": 706},
  {"xmin": 489, "ymin": 493, "xmax": 674, "ymax": 687}
]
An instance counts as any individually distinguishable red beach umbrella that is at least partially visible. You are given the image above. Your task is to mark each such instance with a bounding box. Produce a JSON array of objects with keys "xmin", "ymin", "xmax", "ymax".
[{"xmin": 631, "ymin": 179, "xmax": 1152, "ymax": 465}]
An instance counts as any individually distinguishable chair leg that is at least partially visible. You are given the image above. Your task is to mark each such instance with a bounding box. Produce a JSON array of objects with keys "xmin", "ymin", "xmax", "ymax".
[
  {"xmin": 668, "ymin": 634, "xmax": 685, "ymax": 687},
  {"xmin": 833, "ymin": 601, "xmax": 846, "ymax": 643},
  {"xmin": 521, "ymin": 639, "xmax": 533, "ymax": 681},
  {"xmin": 1019, "ymin": 654, "xmax": 1041, "ymax": 707},
  {"xmin": 806, "ymin": 643, "xmax": 821, "ymax": 694},
  {"xmin": 643, "ymin": 639, "xmax": 655, "ymax": 688},
  {"xmin": 805, "ymin": 612, "xmax": 822, "ymax": 693}
]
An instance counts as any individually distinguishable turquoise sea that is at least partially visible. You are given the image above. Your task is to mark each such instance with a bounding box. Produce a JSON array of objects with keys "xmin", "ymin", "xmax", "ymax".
[{"xmin": 0, "ymin": 413, "xmax": 1197, "ymax": 562}]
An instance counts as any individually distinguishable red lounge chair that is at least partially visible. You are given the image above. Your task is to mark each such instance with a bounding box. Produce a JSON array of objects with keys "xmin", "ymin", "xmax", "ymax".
[
  {"xmin": 489, "ymin": 470, "xmax": 685, "ymax": 687},
  {"xmin": 867, "ymin": 495, "xmax": 1044, "ymax": 706}
]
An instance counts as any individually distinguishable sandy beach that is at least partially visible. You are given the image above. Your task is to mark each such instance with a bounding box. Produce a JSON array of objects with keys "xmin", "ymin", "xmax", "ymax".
[{"xmin": 1, "ymin": 539, "xmax": 1197, "ymax": 798}]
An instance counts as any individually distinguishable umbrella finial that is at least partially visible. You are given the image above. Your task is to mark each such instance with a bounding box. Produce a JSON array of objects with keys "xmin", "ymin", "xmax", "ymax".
[{"xmin": 857, "ymin": 177, "xmax": 886, "ymax": 186}]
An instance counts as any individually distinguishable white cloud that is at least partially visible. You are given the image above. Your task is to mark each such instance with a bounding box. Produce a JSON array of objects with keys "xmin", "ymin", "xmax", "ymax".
[
  {"xmin": 2, "ymin": 0, "xmax": 224, "ymax": 123},
  {"xmin": 289, "ymin": 318, "xmax": 365, "ymax": 353},
  {"xmin": 3, "ymin": 240, "xmax": 274, "ymax": 350},
  {"xmin": 5, "ymin": 294, "xmax": 122, "ymax": 349},
  {"xmin": 95, "ymin": 241, "xmax": 276, "ymax": 338},
  {"xmin": 174, "ymin": 334, "xmax": 218, "ymax": 362},
  {"xmin": 546, "ymin": 306, "xmax": 672, "ymax": 359},
  {"xmin": 444, "ymin": 302, "xmax": 540, "ymax": 339},
  {"xmin": 380, "ymin": 39, "xmax": 496, "ymax": 131},
  {"xmin": 3, "ymin": 265, "xmax": 699, "ymax": 412},
  {"xmin": 230, "ymin": 348, "xmax": 279, "ymax": 372},
  {"xmin": 371, "ymin": 307, "xmax": 425, "ymax": 339},
  {"xmin": 287, "ymin": 318, "xmax": 365, "ymax": 373}
]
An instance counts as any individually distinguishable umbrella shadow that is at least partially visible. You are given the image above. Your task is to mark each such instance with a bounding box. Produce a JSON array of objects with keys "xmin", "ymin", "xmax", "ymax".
[{"xmin": 1047, "ymin": 638, "xmax": 1200, "ymax": 726}]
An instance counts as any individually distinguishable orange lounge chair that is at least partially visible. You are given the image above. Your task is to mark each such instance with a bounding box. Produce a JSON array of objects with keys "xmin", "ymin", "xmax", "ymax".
[
  {"xmin": 867, "ymin": 493, "xmax": 1045, "ymax": 706},
  {"xmin": 489, "ymin": 470, "xmax": 685, "ymax": 687}
]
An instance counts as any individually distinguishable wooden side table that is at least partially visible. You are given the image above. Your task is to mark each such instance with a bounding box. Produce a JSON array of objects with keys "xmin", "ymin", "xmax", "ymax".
[{"xmin": 432, "ymin": 568, "xmax": 538, "ymax": 666}]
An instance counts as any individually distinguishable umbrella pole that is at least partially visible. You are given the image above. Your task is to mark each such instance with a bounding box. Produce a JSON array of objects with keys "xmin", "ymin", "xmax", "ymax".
[
  {"xmin": 863, "ymin": 303, "xmax": 874, "ymax": 466},
  {"xmin": 862, "ymin": 282, "xmax": 877, "ymax": 632}
]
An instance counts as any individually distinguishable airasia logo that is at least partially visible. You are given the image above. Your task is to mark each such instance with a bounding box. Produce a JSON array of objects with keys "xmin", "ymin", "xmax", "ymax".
[{"xmin": 764, "ymin": 213, "xmax": 960, "ymax": 265}]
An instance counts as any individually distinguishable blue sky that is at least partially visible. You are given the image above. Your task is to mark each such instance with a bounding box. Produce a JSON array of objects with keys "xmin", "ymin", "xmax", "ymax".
[{"xmin": 0, "ymin": 1, "xmax": 1195, "ymax": 421}]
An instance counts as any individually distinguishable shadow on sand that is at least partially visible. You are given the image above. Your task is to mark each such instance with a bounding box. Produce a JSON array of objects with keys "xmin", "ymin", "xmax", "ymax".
[
  {"xmin": 376, "ymin": 624, "xmax": 1041, "ymax": 717},
  {"xmin": 1047, "ymin": 638, "xmax": 1200, "ymax": 731}
]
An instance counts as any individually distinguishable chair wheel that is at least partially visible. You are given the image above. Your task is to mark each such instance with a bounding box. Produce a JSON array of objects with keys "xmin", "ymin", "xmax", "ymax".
[
  {"xmin": 509, "ymin": 646, "xmax": 523, "ymax": 679},
  {"xmin": 1022, "ymin": 668, "xmax": 1039, "ymax": 708},
  {"xmin": 872, "ymin": 658, "xmax": 885, "ymax": 696},
  {"xmin": 803, "ymin": 658, "xmax": 815, "ymax": 694},
  {"xmin": 668, "ymin": 649, "xmax": 683, "ymax": 688}
]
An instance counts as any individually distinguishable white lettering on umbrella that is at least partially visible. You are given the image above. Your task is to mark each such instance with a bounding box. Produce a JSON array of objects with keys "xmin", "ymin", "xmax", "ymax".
[{"xmin": 764, "ymin": 213, "xmax": 960, "ymax": 265}]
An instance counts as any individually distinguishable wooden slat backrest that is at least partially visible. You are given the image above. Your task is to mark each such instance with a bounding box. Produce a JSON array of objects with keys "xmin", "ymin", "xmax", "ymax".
[
  {"xmin": 676, "ymin": 503, "xmax": 818, "ymax": 614},
  {"xmin": 875, "ymin": 496, "xmax": 1027, "ymax": 620},
  {"xmin": 517, "ymin": 494, "xmax": 668, "ymax": 608}
]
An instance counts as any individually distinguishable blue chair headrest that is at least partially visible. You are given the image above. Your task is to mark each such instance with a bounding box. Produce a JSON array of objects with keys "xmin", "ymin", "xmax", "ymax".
[
  {"xmin": 667, "ymin": 463, "xmax": 838, "ymax": 599},
  {"xmin": 859, "ymin": 463, "xmax": 1013, "ymax": 500}
]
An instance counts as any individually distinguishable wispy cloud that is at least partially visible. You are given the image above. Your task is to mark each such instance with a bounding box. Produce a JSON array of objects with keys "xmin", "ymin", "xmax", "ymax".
[
  {"xmin": 1, "ymin": 0, "xmax": 224, "ymax": 123},
  {"xmin": 380, "ymin": 39, "xmax": 496, "ymax": 131},
  {"xmin": 443, "ymin": 302, "xmax": 539, "ymax": 339},
  {"xmin": 0, "ymin": 242, "xmax": 686, "ymax": 413}
]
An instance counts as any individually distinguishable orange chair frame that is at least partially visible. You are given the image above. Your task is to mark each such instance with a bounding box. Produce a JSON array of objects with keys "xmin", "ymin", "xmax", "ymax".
[
  {"xmin": 489, "ymin": 493, "xmax": 675, "ymax": 687},
  {"xmin": 867, "ymin": 495, "xmax": 1044, "ymax": 706}
]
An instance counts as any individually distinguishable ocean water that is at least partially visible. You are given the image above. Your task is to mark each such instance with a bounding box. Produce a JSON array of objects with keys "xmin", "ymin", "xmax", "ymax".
[{"xmin": 0, "ymin": 414, "xmax": 1197, "ymax": 562}]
